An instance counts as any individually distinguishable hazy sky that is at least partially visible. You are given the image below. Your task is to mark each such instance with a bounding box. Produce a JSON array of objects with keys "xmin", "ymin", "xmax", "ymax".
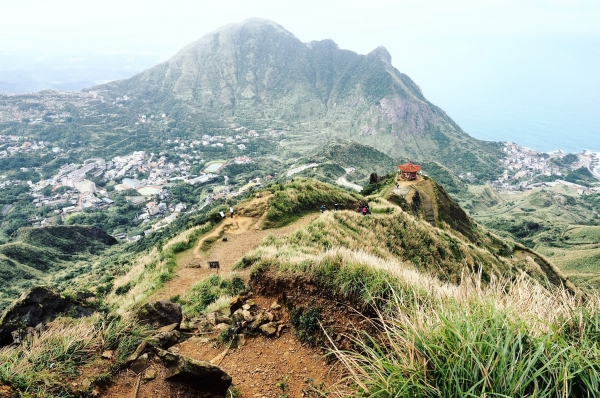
[{"xmin": 1, "ymin": 0, "xmax": 599, "ymax": 151}]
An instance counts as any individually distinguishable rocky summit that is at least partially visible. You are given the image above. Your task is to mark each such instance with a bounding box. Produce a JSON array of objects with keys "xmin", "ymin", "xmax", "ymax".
[{"xmin": 96, "ymin": 18, "xmax": 501, "ymax": 177}]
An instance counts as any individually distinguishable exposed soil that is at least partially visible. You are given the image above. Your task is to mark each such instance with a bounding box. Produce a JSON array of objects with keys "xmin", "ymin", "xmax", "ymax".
[
  {"xmin": 177, "ymin": 294, "xmax": 346, "ymax": 397},
  {"xmin": 102, "ymin": 292, "xmax": 352, "ymax": 398},
  {"xmin": 151, "ymin": 212, "xmax": 318, "ymax": 303},
  {"xmin": 101, "ymin": 202, "xmax": 349, "ymax": 397},
  {"xmin": 100, "ymin": 357, "xmax": 219, "ymax": 398}
]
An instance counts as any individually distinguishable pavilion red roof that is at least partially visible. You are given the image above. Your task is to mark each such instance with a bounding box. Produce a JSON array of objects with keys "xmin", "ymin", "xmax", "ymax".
[{"xmin": 398, "ymin": 162, "xmax": 421, "ymax": 173}]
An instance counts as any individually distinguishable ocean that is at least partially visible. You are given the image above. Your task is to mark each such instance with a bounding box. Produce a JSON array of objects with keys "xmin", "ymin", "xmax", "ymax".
[{"xmin": 404, "ymin": 37, "xmax": 600, "ymax": 155}]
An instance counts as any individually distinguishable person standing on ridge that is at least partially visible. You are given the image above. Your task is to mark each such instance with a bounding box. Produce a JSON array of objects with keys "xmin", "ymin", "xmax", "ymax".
[
  {"xmin": 362, "ymin": 206, "xmax": 368, "ymax": 216},
  {"xmin": 230, "ymin": 206, "xmax": 234, "ymax": 218},
  {"xmin": 334, "ymin": 203, "xmax": 339, "ymax": 211},
  {"xmin": 320, "ymin": 204, "xmax": 326, "ymax": 213}
]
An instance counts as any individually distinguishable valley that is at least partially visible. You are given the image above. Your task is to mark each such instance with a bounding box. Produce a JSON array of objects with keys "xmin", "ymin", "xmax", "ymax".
[{"xmin": 0, "ymin": 17, "xmax": 599, "ymax": 398}]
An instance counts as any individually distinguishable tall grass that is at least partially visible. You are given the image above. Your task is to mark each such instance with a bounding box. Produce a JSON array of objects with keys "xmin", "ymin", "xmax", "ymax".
[
  {"xmin": 182, "ymin": 273, "xmax": 247, "ymax": 317},
  {"xmin": 332, "ymin": 276, "xmax": 600, "ymax": 397},
  {"xmin": 263, "ymin": 179, "xmax": 361, "ymax": 228},
  {"xmin": 0, "ymin": 314, "xmax": 148, "ymax": 396}
]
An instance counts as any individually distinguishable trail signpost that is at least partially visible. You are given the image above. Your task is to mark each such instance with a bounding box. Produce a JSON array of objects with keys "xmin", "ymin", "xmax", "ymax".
[{"xmin": 208, "ymin": 261, "xmax": 220, "ymax": 273}]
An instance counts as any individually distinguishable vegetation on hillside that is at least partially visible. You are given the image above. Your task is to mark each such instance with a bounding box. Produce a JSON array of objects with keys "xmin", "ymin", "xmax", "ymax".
[
  {"xmin": 336, "ymin": 275, "xmax": 600, "ymax": 397},
  {"xmin": 0, "ymin": 226, "xmax": 118, "ymax": 311},
  {"xmin": 263, "ymin": 178, "xmax": 362, "ymax": 228},
  {"xmin": 0, "ymin": 176, "xmax": 586, "ymax": 397}
]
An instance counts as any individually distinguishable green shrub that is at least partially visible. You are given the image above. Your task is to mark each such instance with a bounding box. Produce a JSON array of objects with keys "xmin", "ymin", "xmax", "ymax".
[
  {"xmin": 114, "ymin": 282, "xmax": 133, "ymax": 296},
  {"xmin": 183, "ymin": 274, "xmax": 247, "ymax": 317},
  {"xmin": 289, "ymin": 306, "xmax": 322, "ymax": 345}
]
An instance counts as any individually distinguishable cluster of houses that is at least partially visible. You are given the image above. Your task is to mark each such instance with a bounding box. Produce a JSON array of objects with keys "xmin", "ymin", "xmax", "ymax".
[
  {"xmin": 0, "ymin": 136, "xmax": 51, "ymax": 158},
  {"xmin": 490, "ymin": 143, "xmax": 599, "ymax": 193},
  {"xmin": 0, "ymin": 90, "xmax": 98, "ymax": 123}
]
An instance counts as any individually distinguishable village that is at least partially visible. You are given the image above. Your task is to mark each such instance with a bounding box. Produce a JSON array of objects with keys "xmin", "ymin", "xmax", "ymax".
[
  {"xmin": 486, "ymin": 142, "xmax": 600, "ymax": 194},
  {"xmin": 0, "ymin": 127, "xmax": 277, "ymax": 242}
]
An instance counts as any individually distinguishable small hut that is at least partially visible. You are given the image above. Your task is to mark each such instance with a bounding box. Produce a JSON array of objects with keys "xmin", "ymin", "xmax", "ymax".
[{"xmin": 398, "ymin": 162, "xmax": 421, "ymax": 181}]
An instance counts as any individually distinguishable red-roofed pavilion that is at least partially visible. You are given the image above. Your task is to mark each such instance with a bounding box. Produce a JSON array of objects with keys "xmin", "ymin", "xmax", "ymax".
[{"xmin": 398, "ymin": 162, "xmax": 421, "ymax": 180}]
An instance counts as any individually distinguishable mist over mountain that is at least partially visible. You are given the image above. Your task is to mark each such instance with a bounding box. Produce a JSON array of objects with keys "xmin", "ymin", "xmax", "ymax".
[
  {"xmin": 96, "ymin": 18, "xmax": 502, "ymax": 178},
  {"xmin": 0, "ymin": 52, "xmax": 165, "ymax": 93}
]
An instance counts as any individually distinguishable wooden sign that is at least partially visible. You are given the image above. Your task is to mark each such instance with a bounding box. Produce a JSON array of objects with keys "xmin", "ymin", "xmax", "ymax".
[{"xmin": 208, "ymin": 261, "xmax": 220, "ymax": 273}]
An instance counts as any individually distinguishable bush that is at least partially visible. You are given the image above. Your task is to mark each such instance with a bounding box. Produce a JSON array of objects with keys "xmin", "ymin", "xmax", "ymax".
[
  {"xmin": 114, "ymin": 282, "xmax": 133, "ymax": 296},
  {"xmin": 289, "ymin": 306, "xmax": 322, "ymax": 345},
  {"xmin": 183, "ymin": 274, "xmax": 247, "ymax": 316}
]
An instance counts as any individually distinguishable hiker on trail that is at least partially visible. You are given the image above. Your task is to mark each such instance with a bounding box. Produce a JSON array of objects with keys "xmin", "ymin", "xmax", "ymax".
[
  {"xmin": 219, "ymin": 211, "xmax": 225, "ymax": 219},
  {"xmin": 362, "ymin": 206, "xmax": 368, "ymax": 216},
  {"xmin": 320, "ymin": 204, "xmax": 326, "ymax": 213},
  {"xmin": 396, "ymin": 182, "xmax": 399, "ymax": 188},
  {"xmin": 334, "ymin": 203, "xmax": 339, "ymax": 211},
  {"xmin": 230, "ymin": 206, "xmax": 234, "ymax": 218}
]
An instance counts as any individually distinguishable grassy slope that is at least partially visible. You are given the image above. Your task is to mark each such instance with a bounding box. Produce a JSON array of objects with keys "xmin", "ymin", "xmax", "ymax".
[
  {"xmin": 0, "ymin": 226, "xmax": 118, "ymax": 311},
  {"xmin": 467, "ymin": 183, "xmax": 600, "ymax": 290},
  {"xmin": 0, "ymin": 178, "xmax": 586, "ymax": 397},
  {"xmin": 244, "ymin": 178, "xmax": 563, "ymax": 289},
  {"xmin": 240, "ymin": 180, "xmax": 600, "ymax": 397},
  {"xmin": 263, "ymin": 178, "xmax": 362, "ymax": 228}
]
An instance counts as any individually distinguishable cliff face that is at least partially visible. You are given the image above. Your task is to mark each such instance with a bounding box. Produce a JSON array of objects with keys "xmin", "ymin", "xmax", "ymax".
[{"xmin": 96, "ymin": 18, "xmax": 502, "ymax": 177}]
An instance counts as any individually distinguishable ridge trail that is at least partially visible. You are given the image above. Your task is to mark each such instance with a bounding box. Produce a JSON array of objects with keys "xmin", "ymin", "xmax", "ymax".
[{"xmin": 150, "ymin": 212, "xmax": 318, "ymax": 302}]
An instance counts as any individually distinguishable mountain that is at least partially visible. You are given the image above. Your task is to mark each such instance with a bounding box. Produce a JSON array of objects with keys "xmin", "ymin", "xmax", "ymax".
[{"xmin": 96, "ymin": 18, "xmax": 503, "ymax": 179}]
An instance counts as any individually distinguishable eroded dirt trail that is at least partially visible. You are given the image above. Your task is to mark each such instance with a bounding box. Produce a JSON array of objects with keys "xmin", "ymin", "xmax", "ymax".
[
  {"xmin": 104, "ymin": 211, "xmax": 342, "ymax": 398},
  {"xmin": 150, "ymin": 213, "xmax": 318, "ymax": 302}
]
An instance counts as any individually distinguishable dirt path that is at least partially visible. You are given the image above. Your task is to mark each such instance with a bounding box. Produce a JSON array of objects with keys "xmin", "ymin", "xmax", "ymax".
[
  {"xmin": 416, "ymin": 188, "xmax": 436, "ymax": 226},
  {"xmin": 336, "ymin": 175, "xmax": 362, "ymax": 192},
  {"xmin": 103, "ymin": 295, "xmax": 345, "ymax": 398},
  {"xmin": 151, "ymin": 213, "xmax": 318, "ymax": 302}
]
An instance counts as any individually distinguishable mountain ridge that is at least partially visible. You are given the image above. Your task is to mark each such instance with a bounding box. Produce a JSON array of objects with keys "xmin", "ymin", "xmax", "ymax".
[{"xmin": 94, "ymin": 18, "xmax": 502, "ymax": 179}]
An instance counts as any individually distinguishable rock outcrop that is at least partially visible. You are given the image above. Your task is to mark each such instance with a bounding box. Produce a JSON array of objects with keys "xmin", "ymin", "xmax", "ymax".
[
  {"xmin": 0, "ymin": 286, "xmax": 94, "ymax": 347},
  {"xmin": 156, "ymin": 349, "xmax": 232, "ymax": 395},
  {"xmin": 137, "ymin": 300, "xmax": 182, "ymax": 329}
]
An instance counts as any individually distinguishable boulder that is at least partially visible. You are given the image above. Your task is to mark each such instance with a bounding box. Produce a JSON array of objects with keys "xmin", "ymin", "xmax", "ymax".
[
  {"xmin": 121, "ymin": 341, "xmax": 148, "ymax": 369},
  {"xmin": 156, "ymin": 323, "xmax": 179, "ymax": 333},
  {"xmin": 241, "ymin": 310, "xmax": 253, "ymax": 322},
  {"xmin": 130, "ymin": 353, "xmax": 151, "ymax": 374},
  {"xmin": 143, "ymin": 368, "xmax": 156, "ymax": 381},
  {"xmin": 186, "ymin": 317, "xmax": 210, "ymax": 331},
  {"xmin": 214, "ymin": 323, "xmax": 230, "ymax": 332},
  {"xmin": 207, "ymin": 312, "xmax": 232, "ymax": 326},
  {"xmin": 156, "ymin": 349, "xmax": 232, "ymax": 395},
  {"xmin": 229, "ymin": 295, "xmax": 247, "ymax": 313},
  {"xmin": 231, "ymin": 309, "xmax": 245, "ymax": 323},
  {"xmin": 137, "ymin": 301, "xmax": 182, "ymax": 329},
  {"xmin": 259, "ymin": 322, "xmax": 278, "ymax": 336},
  {"xmin": 148, "ymin": 330, "xmax": 180, "ymax": 349},
  {"xmin": 266, "ymin": 311, "xmax": 275, "ymax": 322},
  {"xmin": 249, "ymin": 311, "xmax": 269, "ymax": 330},
  {"xmin": 0, "ymin": 286, "xmax": 95, "ymax": 347}
]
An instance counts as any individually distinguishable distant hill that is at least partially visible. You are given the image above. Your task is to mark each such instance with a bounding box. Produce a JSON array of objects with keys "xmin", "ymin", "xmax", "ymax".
[
  {"xmin": 0, "ymin": 226, "xmax": 117, "ymax": 310},
  {"xmin": 95, "ymin": 18, "xmax": 503, "ymax": 180},
  {"xmin": 296, "ymin": 141, "xmax": 465, "ymax": 192}
]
